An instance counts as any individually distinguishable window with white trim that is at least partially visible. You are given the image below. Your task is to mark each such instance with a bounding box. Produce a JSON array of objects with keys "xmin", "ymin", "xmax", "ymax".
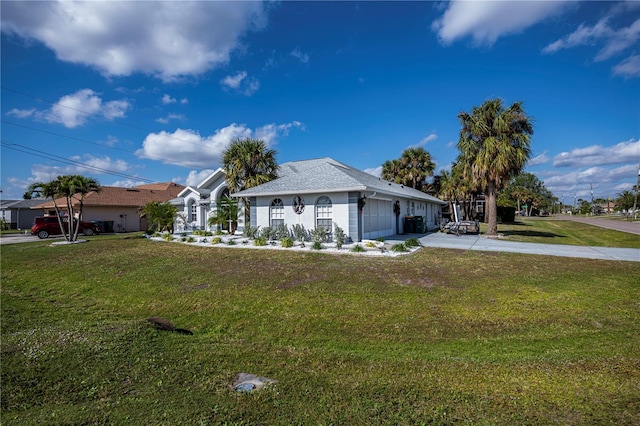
[
  {"xmin": 270, "ymin": 198, "xmax": 284, "ymax": 227},
  {"xmin": 315, "ymin": 196, "xmax": 332, "ymax": 230},
  {"xmin": 190, "ymin": 202, "xmax": 198, "ymax": 222}
]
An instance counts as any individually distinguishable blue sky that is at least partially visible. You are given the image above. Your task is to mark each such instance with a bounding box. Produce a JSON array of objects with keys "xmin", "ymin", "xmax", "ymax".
[{"xmin": 1, "ymin": 1, "xmax": 639, "ymax": 205}]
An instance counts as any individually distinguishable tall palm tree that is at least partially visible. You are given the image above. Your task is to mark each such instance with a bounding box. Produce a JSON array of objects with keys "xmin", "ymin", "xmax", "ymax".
[
  {"xmin": 27, "ymin": 175, "xmax": 101, "ymax": 242},
  {"xmin": 381, "ymin": 159, "xmax": 403, "ymax": 183},
  {"xmin": 457, "ymin": 99, "xmax": 533, "ymax": 235},
  {"xmin": 382, "ymin": 147, "xmax": 435, "ymax": 192},
  {"xmin": 222, "ymin": 138, "xmax": 278, "ymax": 223}
]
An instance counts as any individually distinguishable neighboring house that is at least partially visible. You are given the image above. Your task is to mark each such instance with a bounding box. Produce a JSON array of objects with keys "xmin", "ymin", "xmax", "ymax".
[
  {"xmin": 171, "ymin": 169, "xmax": 236, "ymax": 233},
  {"xmin": 31, "ymin": 182, "xmax": 185, "ymax": 232},
  {"xmin": 1, "ymin": 199, "xmax": 47, "ymax": 230},
  {"xmin": 232, "ymin": 157, "xmax": 447, "ymax": 241}
]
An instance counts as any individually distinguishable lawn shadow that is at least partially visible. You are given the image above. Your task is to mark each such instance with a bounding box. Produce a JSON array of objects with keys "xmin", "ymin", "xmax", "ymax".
[{"xmin": 499, "ymin": 221, "xmax": 564, "ymax": 239}]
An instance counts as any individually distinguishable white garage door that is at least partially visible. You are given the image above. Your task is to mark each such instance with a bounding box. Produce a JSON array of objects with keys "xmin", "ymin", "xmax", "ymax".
[{"xmin": 363, "ymin": 199, "xmax": 393, "ymax": 239}]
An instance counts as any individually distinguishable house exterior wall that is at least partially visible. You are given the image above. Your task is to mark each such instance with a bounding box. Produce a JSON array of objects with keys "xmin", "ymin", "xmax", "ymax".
[
  {"xmin": 252, "ymin": 192, "xmax": 352, "ymax": 239},
  {"xmin": 80, "ymin": 207, "xmax": 143, "ymax": 232}
]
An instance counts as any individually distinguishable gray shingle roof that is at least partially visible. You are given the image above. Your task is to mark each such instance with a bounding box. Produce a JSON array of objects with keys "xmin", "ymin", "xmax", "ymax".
[{"xmin": 233, "ymin": 157, "xmax": 446, "ymax": 204}]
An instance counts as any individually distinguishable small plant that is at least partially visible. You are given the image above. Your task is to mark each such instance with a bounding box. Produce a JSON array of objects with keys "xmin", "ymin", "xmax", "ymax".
[
  {"xmin": 404, "ymin": 237, "xmax": 420, "ymax": 248},
  {"xmin": 292, "ymin": 224, "xmax": 308, "ymax": 246},
  {"xmin": 376, "ymin": 237, "xmax": 385, "ymax": 243},
  {"xmin": 312, "ymin": 241, "xmax": 323, "ymax": 250},
  {"xmin": 193, "ymin": 229, "xmax": 213, "ymax": 236},
  {"xmin": 351, "ymin": 244, "xmax": 365, "ymax": 252},
  {"xmin": 162, "ymin": 233, "xmax": 174, "ymax": 241},
  {"xmin": 259, "ymin": 226, "xmax": 276, "ymax": 241},
  {"xmin": 391, "ymin": 243, "xmax": 408, "ymax": 252},
  {"xmin": 181, "ymin": 236, "xmax": 187, "ymax": 242},
  {"xmin": 181, "ymin": 232, "xmax": 187, "ymax": 237},
  {"xmin": 211, "ymin": 236, "xmax": 222, "ymax": 245},
  {"xmin": 153, "ymin": 232, "xmax": 161, "ymax": 237},
  {"xmin": 275, "ymin": 223, "xmax": 290, "ymax": 240},
  {"xmin": 227, "ymin": 240, "xmax": 236, "ymax": 246},
  {"xmin": 254, "ymin": 237, "xmax": 267, "ymax": 246},
  {"xmin": 186, "ymin": 236, "xmax": 195, "ymax": 243},
  {"xmin": 310, "ymin": 226, "xmax": 329, "ymax": 243},
  {"xmin": 365, "ymin": 241, "xmax": 376, "ymax": 248},
  {"xmin": 280, "ymin": 237, "xmax": 294, "ymax": 248},
  {"xmin": 334, "ymin": 224, "xmax": 346, "ymax": 249},
  {"xmin": 243, "ymin": 226, "xmax": 260, "ymax": 239}
]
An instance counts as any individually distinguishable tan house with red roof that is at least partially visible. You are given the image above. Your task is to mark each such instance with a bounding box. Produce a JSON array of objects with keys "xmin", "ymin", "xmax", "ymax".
[{"xmin": 32, "ymin": 182, "xmax": 184, "ymax": 232}]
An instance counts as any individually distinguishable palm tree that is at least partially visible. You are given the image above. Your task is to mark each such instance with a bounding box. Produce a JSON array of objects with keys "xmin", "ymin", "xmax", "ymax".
[
  {"xmin": 141, "ymin": 201, "xmax": 178, "ymax": 233},
  {"xmin": 222, "ymin": 138, "xmax": 278, "ymax": 224},
  {"xmin": 382, "ymin": 147, "xmax": 435, "ymax": 192},
  {"xmin": 457, "ymin": 99, "xmax": 533, "ymax": 236},
  {"xmin": 27, "ymin": 175, "xmax": 101, "ymax": 242}
]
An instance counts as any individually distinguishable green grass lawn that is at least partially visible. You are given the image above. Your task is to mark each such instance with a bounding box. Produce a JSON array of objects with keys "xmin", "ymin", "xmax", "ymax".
[
  {"xmin": 484, "ymin": 218, "xmax": 640, "ymax": 248},
  {"xmin": 2, "ymin": 235, "xmax": 639, "ymax": 425}
]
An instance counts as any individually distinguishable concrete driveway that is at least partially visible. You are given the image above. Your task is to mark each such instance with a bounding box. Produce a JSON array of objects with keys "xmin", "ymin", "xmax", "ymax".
[{"xmin": 416, "ymin": 232, "xmax": 639, "ymax": 262}]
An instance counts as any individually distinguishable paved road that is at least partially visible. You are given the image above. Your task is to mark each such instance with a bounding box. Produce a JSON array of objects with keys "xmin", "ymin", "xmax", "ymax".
[{"xmin": 547, "ymin": 214, "xmax": 640, "ymax": 235}]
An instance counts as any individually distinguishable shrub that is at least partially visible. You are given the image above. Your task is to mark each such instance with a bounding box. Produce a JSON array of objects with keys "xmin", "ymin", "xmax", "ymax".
[
  {"xmin": 292, "ymin": 224, "xmax": 308, "ymax": 244},
  {"xmin": 404, "ymin": 238, "xmax": 420, "ymax": 248},
  {"xmin": 254, "ymin": 237, "xmax": 267, "ymax": 246},
  {"xmin": 310, "ymin": 226, "xmax": 329, "ymax": 243},
  {"xmin": 334, "ymin": 224, "xmax": 346, "ymax": 249},
  {"xmin": 280, "ymin": 237, "xmax": 294, "ymax": 248},
  {"xmin": 391, "ymin": 243, "xmax": 408, "ymax": 252},
  {"xmin": 260, "ymin": 226, "xmax": 276, "ymax": 241},
  {"xmin": 351, "ymin": 244, "xmax": 365, "ymax": 252},
  {"xmin": 376, "ymin": 237, "xmax": 385, "ymax": 243},
  {"xmin": 311, "ymin": 241, "xmax": 323, "ymax": 250},
  {"xmin": 210, "ymin": 237, "xmax": 222, "ymax": 245},
  {"xmin": 243, "ymin": 226, "xmax": 260, "ymax": 239},
  {"xmin": 186, "ymin": 236, "xmax": 195, "ymax": 243},
  {"xmin": 162, "ymin": 233, "xmax": 173, "ymax": 241},
  {"xmin": 275, "ymin": 223, "xmax": 290, "ymax": 239},
  {"xmin": 193, "ymin": 229, "xmax": 213, "ymax": 236},
  {"xmin": 365, "ymin": 241, "xmax": 377, "ymax": 248},
  {"xmin": 227, "ymin": 240, "xmax": 236, "ymax": 246}
]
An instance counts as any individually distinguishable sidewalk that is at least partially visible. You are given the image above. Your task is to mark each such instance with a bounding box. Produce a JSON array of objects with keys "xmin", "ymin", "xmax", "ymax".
[{"xmin": 412, "ymin": 232, "xmax": 640, "ymax": 262}]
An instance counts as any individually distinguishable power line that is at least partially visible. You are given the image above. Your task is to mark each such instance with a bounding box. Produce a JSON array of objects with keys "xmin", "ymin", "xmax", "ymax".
[{"xmin": 0, "ymin": 140, "xmax": 157, "ymax": 183}]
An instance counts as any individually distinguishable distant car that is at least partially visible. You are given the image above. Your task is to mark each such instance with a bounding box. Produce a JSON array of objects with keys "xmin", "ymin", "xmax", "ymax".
[{"xmin": 30, "ymin": 216, "xmax": 101, "ymax": 239}]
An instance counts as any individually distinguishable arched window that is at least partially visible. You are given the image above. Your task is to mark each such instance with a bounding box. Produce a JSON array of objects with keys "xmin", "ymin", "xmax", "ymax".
[
  {"xmin": 315, "ymin": 196, "xmax": 332, "ymax": 230},
  {"xmin": 189, "ymin": 200, "xmax": 197, "ymax": 222},
  {"xmin": 270, "ymin": 198, "xmax": 284, "ymax": 227}
]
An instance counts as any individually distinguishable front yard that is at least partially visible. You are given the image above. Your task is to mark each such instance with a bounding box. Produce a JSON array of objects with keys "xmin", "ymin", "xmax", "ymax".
[{"xmin": 2, "ymin": 234, "xmax": 639, "ymax": 424}]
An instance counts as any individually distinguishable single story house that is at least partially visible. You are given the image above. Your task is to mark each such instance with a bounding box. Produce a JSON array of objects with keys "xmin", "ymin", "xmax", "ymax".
[
  {"xmin": 32, "ymin": 182, "xmax": 185, "ymax": 232},
  {"xmin": 232, "ymin": 157, "xmax": 447, "ymax": 241},
  {"xmin": 1, "ymin": 198, "xmax": 47, "ymax": 230}
]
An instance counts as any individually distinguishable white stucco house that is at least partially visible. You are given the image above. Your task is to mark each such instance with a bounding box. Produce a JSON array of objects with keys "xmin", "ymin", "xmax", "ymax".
[{"xmin": 173, "ymin": 157, "xmax": 446, "ymax": 242}]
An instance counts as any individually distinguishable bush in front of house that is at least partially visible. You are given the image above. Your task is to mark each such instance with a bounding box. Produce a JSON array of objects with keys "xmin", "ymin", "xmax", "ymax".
[
  {"xmin": 243, "ymin": 226, "xmax": 260, "ymax": 239},
  {"xmin": 280, "ymin": 237, "xmax": 294, "ymax": 248},
  {"xmin": 254, "ymin": 237, "xmax": 267, "ymax": 246},
  {"xmin": 351, "ymin": 244, "xmax": 365, "ymax": 253},
  {"xmin": 391, "ymin": 243, "xmax": 408, "ymax": 252},
  {"xmin": 334, "ymin": 224, "xmax": 346, "ymax": 249},
  {"xmin": 404, "ymin": 238, "xmax": 420, "ymax": 248}
]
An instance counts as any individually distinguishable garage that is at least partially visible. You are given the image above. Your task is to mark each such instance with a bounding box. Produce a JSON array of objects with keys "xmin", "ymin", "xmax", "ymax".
[{"xmin": 362, "ymin": 198, "xmax": 394, "ymax": 240}]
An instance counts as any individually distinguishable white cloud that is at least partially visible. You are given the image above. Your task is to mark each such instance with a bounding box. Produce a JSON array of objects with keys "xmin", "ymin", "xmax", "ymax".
[
  {"xmin": 543, "ymin": 164, "xmax": 638, "ymax": 198},
  {"xmin": 220, "ymin": 71, "xmax": 260, "ymax": 96},
  {"xmin": 6, "ymin": 108, "xmax": 36, "ymax": 119},
  {"xmin": 19, "ymin": 89, "xmax": 131, "ymax": 128},
  {"xmin": 136, "ymin": 121, "xmax": 304, "ymax": 168},
  {"xmin": 543, "ymin": 16, "xmax": 640, "ymax": 62},
  {"xmin": 553, "ymin": 139, "xmax": 640, "ymax": 167},
  {"xmin": 613, "ymin": 54, "xmax": 640, "ymax": 78},
  {"xmin": 291, "ymin": 47, "xmax": 309, "ymax": 63},
  {"xmin": 528, "ymin": 152, "xmax": 550, "ymax": 166},
  {"xmin": 432, "ymin": 0, "xmax": 570, "ymax": 46},
  {"xmin": 1, "ymin": 1, "xmax": 268, "ymax": 82},
  {"xmin": 156, "ymin": 113, "xmax": 186, "ymax": 124},
  {"xmin": 364, "ymin": 166, "xmax": 382, "ymax": 178},
  {"xmin": 180, "ymin": 98, "xmax": 188, "ymax": 105},
  {"xmin": 408, "ymin": 133, "xmax": 437, "ymax": 149},
  {"xmin": 185, "ymin": 169, "xmax": 216, "ymax": 187},
  {"xmin": 162, "ymin": 94, "xmax": 176, "ymax": 104}
]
